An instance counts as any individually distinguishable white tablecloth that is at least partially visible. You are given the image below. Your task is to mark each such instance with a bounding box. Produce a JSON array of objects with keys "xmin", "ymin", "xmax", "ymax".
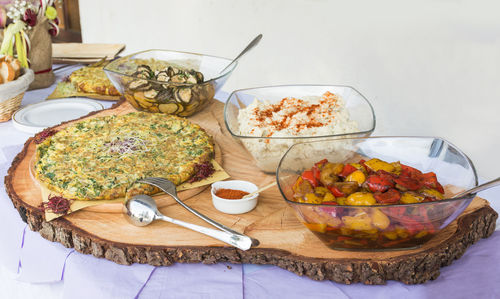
[{"xmin": 1, "ymin": 65, "xmax": 499, "ymax": 298}]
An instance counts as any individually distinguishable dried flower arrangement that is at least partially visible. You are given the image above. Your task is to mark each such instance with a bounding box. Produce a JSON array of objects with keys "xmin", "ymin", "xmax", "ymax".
[{"xmin": 0, "ymin": 0, "xmax": 60, "ymax": 67}]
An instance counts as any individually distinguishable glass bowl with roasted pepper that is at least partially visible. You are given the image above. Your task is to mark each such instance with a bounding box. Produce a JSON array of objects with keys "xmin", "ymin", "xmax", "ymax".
[{"xmin": 277, "ymin": 137, "xmax": 478, "ymax": 250}]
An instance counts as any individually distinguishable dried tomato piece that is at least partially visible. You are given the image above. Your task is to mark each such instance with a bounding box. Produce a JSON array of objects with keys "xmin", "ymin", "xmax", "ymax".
[{"xmin": 374, "ymin": 188, "xmax": 401, "ymax": 204}]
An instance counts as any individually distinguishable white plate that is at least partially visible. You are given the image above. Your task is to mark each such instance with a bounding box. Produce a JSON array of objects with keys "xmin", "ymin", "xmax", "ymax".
[{"xmin": 12, "ymin": 98, "xmax": 104, "ymax": 134}]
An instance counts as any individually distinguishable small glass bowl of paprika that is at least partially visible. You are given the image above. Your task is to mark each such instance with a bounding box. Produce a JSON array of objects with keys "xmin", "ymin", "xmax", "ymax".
[{"xmin": 211, "ymin": 180, "xmax": 259, "ymax": 214}]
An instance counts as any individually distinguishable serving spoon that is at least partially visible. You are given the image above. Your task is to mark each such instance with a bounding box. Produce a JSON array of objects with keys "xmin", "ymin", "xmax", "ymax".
[
  {"xmin": 451, "ymin": 177, "xmax": 500, "ymax": 199},
  {"xmin": 123, "ymin": 194, "xmax": 252, "ymax": 251},
  {"xmin": 219, "ymin": 34, "xmax": 263, "ymax": 74},
  {"xmin": 139, "ymin": 177, "xmax": 260, "ymax": 247}
]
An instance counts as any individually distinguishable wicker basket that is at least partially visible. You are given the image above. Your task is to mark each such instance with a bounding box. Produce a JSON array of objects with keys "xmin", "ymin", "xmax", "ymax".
[
  {"xmin": 0, "ymin": 68, "xmax": 34, "ymax": 122},
  {"xmin": 0, "ymin": 92, "xmax": 24, "ymax": 122}
]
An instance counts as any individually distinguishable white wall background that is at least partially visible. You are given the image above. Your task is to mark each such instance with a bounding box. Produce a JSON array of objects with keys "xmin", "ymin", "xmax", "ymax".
[{"xmin": 80, "ymin": 0, "xmax": 500, "ymax": 180}]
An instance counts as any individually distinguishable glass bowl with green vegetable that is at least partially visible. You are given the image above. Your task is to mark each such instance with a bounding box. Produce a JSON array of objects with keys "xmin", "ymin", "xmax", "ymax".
[{"xmin": 104, "ymin": 49, "xmax": 236, "ymax": 117}]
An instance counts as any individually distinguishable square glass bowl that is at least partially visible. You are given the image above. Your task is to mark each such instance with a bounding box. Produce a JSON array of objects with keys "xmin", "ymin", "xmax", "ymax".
[
  {"xmin": 224, "ymin": 85, "xmax": 375, "ymax": 173},
  {"xmin": 276, "ymin": 136, "xmax": 478, "ymax": 250},
  {"xmin": 104, "ymin": 49, "xmax": 236, "ymax": 117}
]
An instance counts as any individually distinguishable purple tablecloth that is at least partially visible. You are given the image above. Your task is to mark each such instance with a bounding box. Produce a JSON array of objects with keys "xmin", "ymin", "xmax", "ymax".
[{"xmin": 1, "ymin": 70, "xmax": 500, "ymax": 297}]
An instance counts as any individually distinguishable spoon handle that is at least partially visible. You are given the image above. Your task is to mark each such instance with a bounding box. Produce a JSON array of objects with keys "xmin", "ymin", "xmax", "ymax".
[
  {"xmin": 141, "ymin": 179, "xmax": 259, "ymax": 246},
  {"xmin": 451, "ymin": 177, "xmax": 500, "ymax": 198},
  {"xmin": 219, "ymin": 34, "xmax": 263, "ymax": 74},
  {"xmin": 156, "ymin": 214, "xmax": 252, "ymax": 251}
]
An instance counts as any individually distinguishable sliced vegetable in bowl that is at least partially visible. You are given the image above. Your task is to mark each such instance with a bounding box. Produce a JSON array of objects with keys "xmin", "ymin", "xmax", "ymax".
[
  {"xmin": 104, "ymin": 49, "xmax": 237, "ymax": 117},
  {"xmin": 277, "ymin": 136, "xmax": 478, "ymax": 250}
]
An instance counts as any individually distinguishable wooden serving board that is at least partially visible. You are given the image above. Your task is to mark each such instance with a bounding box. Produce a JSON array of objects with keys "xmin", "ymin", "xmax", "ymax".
[{"xmin": 5, "ymin": 100, "xmax": 498, "ymax": 285}]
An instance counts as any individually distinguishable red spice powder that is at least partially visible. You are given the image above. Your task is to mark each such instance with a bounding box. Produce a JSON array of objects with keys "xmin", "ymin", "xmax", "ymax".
[
  {"xmin": 215, "ymin": 188, "xmax": 249, "ymax": 200},
  {"xmin": 251, "ymin": 93, "xmax": 339, "ymax": 137}
]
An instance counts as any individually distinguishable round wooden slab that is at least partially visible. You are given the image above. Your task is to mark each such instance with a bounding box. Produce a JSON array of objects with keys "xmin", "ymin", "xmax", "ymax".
[{"xmin": 5, "ymin": 100, "xmax": 498, "ymax": 285}]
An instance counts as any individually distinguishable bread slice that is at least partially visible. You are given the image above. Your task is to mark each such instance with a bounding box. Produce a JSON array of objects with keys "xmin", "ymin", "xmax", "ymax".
[
  {"xmin": 0, "ymin": 61, "xmax": 16, "ymax": 83},
  {"xmin": 10, "ymin": 59, "xmax": 21, "ymax": 77}
]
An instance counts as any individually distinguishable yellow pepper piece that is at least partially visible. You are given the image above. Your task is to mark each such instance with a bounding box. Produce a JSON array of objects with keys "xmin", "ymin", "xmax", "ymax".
[
  {"xmin": 304, "ymin": 223, "xmax": 327, "ymax": 233},
  {"xmin": 371, "ymin": 209, "xmax": 390, "ymax": 230},
  {"xmin": 419, "ymin": 188, "xmax": 444, "ymax": 199},
  {"xmin": 325, "ymin": 217, "xmax": 342, "ymax": 228},
  {"xmin": 336, "ymin": 197, "xmax": 346, "ymax": 205},
  {"xmin": 415, "ymin": 230, "xmax": 428, "ymax": 238},
  {"xmin": 400, "ymin": 192, "xmax": 424, "ymax": 204},
  {"xmin": 305, "ymin": 193, "xmax": 323, "ymax": 204},
  {"xmin": 350, "ymin": 163, "xmax": 363, "ymax": 170},
  {"xmin": 314, "ymin": 187, "xmax": 330, "ymax": 196},
  {"xmin": 395, "ymin": 226, "xmax": 409, "ymax": 238},
  {"xmin": 346, "ymin": 170, "xmax": 366, "ymax": 185},
  {"xmin": 391, "ymin": 162, "xmax": 402, "ymax": 175},
  {"xmin": 364, "ymin": 158, "xmax": 395, "ymax": 173},
  {"xmin": 342, "ymin": 212, "xmax": 373, "ymax": 231},
  {"xmin": 346, "ymin": 192, "xmax": 376, "ymax": 206},
  {"xmin": 323, "ymin": 192, "xmax": 335, "ymax": 202},
  {"xmin": 383, "ymin": 231, "xmax": 398, "ymax": 240}
]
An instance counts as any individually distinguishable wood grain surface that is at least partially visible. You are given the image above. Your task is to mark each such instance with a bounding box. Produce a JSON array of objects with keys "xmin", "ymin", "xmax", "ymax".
[{"xmin": 5, "ymin": 99, "xmax": 498, "ymax": 284}]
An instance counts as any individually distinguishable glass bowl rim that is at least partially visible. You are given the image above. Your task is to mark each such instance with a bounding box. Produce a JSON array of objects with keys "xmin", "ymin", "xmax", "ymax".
[
  {"xmin": 223, "ymin": 84, "xmax": 376, "ymax": 139},
  {"xmin": 276, "ymin": 135, "xmax": 479, "ymax": 207},
  {"xmin": 103, "ymin": 49, "xmax": 237, "ymax": 86}
]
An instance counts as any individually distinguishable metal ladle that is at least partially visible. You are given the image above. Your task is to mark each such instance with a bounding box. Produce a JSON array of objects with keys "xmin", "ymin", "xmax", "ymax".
[
  {"xmin": 451, "ymin": 177, "xmax": 500, "ymax": 199},
  {"xmin": 123, "ymin": 194, "xmax": 252, "ymax": 251},
  {"xmin": 219, "ymin": 34, "xmax": 263, "ymax": 74}
]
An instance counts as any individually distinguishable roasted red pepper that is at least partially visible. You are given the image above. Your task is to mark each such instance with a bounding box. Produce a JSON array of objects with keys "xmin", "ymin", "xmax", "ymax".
[
  {"xmin": 391, "ymin": 207, "xmax": 407, "ymax": 218},
  {"xmin": 420, "ymin": 172, "xmax": 444, "ymax": 193},
  {"xmin": 301, "ymin": 170, "xmax": 318, "ymax": 187},
  {"xmin": 339, "ymin": 163, "xmax": 357, "ymax": 178},
  {"xmin": 312, "ymin": 166, "xmax": 321, "ymax": 182},
  {"xmin": 374, "ymin": 188, "xmax": 401, "ymax": 204},
  {"xmin": 322, "ymin": 201, "xmax": 338, "ymax": 205},
  {"xmin": 312, "ymin": 159, "xmax": 329, "ymax": 181},
  {"xmin": 401, "ymin": 164, "xmax": 422, "ymax": 177},
  {"xmin": 382, "ymin": 237, "xmax": 411, "ymax": 247},
  {"xmin": 399, "ymin": 216, "xmax": 426, "ymax": 234},
  {"xmin": 336, "ymin": 236, "xmax": 352, "ymax": 242},
  {"xmin": 359, "ymin": 159, "xmax": 370, "ymax": 173},
  {"xmin": 314, "ymin": 159, "xmax": 329, "ymax": 168},
  {"xmin": 327, "ymin": 185, "xmax": 345, "ymax": 197},
  {"xmin": 394, "ymin": 175, "xmax": 422, "ymax": 191},
  {"xmin": 366, "ymin": 173, "xmax": 394, "ymax": 193}
]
